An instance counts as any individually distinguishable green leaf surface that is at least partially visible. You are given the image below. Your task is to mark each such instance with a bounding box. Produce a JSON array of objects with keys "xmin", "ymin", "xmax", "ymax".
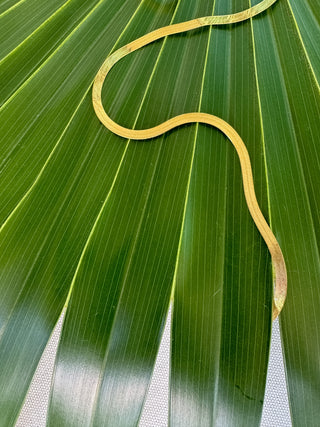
[
  {"xmin": 0, "ymin": 0, "xmax": 17, "ymax": 15},
  {"xmin": 0, "ymin": 0, "xmax": 142, "ymax": 224},
  {"xmin": 0, "ymin": 0, "xmax": 67, "ymax": 60},
  {"xmin": 0, "ymin": 0, "xmax": 319, "ymax": 425},
  {"xmin": 0, "ymin": 0, "xmax": 101, "ymax": 105},
  {"xmin": 287, "ymin": 0, "xmax": 320, "ymax": 81},
  {"xmin": 171, "ymin": 0, "xmax": 272, "ymax": 424},
  {"xmin": 49, "ymin": 0, "xmax": 229, "ymax": 424},
  {"xmin": 252, "ymin": 0, "xmax": 320, "ymax": 424}
]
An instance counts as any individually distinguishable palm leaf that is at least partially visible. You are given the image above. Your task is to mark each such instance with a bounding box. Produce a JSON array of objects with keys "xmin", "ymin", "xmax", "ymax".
[{"xmin": 0, "ymin": 0, "xmax": 319, "ymax": 425}]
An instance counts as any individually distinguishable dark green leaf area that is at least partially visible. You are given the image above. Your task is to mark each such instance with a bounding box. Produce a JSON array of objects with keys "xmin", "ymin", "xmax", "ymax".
[
  {"xmin": 0, "ymin": 0, "xmax": 319, "ymax": 425},
  {"xmin": 0, "ymin": 0, "xmax": 143, "ymax": 225}
]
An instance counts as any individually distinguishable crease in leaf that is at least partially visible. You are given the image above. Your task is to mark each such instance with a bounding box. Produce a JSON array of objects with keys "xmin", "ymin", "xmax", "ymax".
[{"xmin": 0, "ymin": 0, "xmax": 319, "ymax": 425}]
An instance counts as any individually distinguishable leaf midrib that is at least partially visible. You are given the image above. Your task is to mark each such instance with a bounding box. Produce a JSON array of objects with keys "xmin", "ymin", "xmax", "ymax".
[
  {"xmin": 0, "ymin": 0, "xmax": 146, "ymax": 366},
  {"xmin": 285, "ymin": 0, "xmax": 320, "ymax": 89},
  {"xmin": 86, "ymin": 2, "xmax": 190, "ymax": 422},
  {"xmin": 0, "ymin": 0, "xmax": 144, "ymax": 230}
]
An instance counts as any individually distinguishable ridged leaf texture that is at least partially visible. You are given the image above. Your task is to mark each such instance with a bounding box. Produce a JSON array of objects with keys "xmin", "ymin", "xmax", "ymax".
[{"xmin": 0, "ymin": 0, "xmax": 319, "ymax": 425}]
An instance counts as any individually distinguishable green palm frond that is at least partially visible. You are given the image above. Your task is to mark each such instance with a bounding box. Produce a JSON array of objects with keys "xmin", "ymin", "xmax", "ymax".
[{"xmin": 0, "ymin": 0, "xmax": 319, "ymax": 425}]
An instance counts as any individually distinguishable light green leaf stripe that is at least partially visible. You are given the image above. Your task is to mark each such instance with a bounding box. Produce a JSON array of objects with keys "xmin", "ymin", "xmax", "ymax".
[
  {"xmin": 286, "ymin": 0, "xmax": 320, "ymax": 82},
  {"xmin": 48, "ymin": 0, "xmax": 218, "ymax": 424},
  {"xmin": 171, "ymin": 0, "xmax": 272, "ymax": 424},
  {"xmin": 0, "ymin": 0, "xmax": 318, "ymax": 425},
  {"xmin": 0, "ymin": 0, "xmax": 167, "ymax": 423},
  {"xmin": 0, "ymin": 0, "xmax": 102, "ymax": 105},
  {"xmin": 0, "ymin": 0, "xmax": 67, "ymax": 61},
  {"xmin": 252, "ymin": 0, "xmax": 320, "ymax": 424},
  {"xmin": 0, "ymin": 0, "xmax": 142, "ymax": 224}
]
